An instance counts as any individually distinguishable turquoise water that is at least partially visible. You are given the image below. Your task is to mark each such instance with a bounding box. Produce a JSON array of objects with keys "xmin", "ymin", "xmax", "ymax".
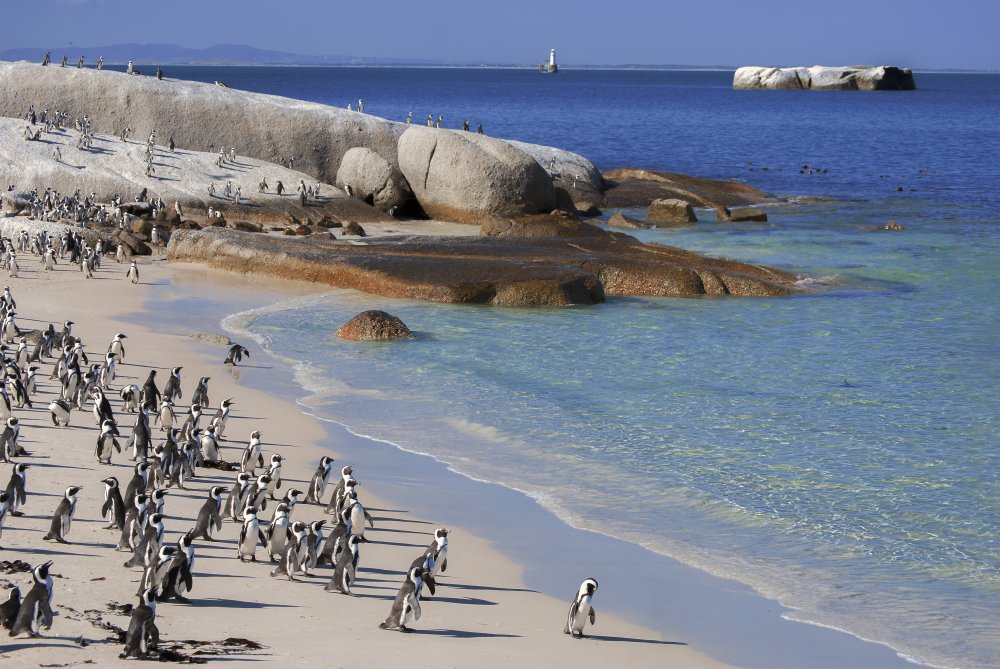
[{"xmin": 204, "ymin": 68, "xmax": 998, "ymax": 668}]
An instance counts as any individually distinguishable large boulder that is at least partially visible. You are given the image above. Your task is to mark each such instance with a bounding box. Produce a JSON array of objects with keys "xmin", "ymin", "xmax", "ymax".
[
  {"xmin": 336, "ymin": 310, "xmax": 414, "ymax": 341},
  {"xmin": 733, "ymin": 65, "xmax": 915, "ymax": 91},
  {"xmin": 506, "ymin": 140, "xmax": 604, "ymax": 208},
  {"xmin": 335, "ymin": 147, "xmax": 412, "ymax": 212},
  {"xmin": 397, "ymin": 126, "xmax": 556, "ymax": 224},
  {"xmin": 648, "ymin": 198, "xmax": 697, "ymax": 226}
]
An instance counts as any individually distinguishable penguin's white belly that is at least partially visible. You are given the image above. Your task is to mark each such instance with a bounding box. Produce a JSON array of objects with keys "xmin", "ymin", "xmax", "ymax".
[{"xmin": 571, "ymin": 596, "xmax": 592, "ymax": 633}]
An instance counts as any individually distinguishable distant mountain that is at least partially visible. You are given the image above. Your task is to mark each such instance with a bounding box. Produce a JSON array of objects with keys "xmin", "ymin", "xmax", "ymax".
[{"xmin": 0, "ymin": 43, "xmax": 442, "ymax": 66}]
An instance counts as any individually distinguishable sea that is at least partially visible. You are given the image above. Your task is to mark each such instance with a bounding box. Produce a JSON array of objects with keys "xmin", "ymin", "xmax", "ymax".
[{"xmin": 163, "ymin": 66, "xmax": 997, "ymax": 669}]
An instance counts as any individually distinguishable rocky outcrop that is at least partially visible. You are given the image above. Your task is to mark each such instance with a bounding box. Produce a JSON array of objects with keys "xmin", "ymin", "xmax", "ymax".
[
  {"xmin": 335, "ymin": 147, "xmax": 412, "ymax": 212},
  {"xmin": 397, "ymin": 126, "xmax": 557, "ymax": 224},
  {"xmin": 648, "ymin": 199, "xmax": 697, "ymax": 225},
  {"xmin": 336, "ymin": 311, "xmax": 414, "ymax": 341},
  {"xmin": 506, "ymin": 140, "xmax": 604, "ymax": 210},
  {"xmin": 605, "ymin": 212, "xmax": 651, "ymax": 229},
  {"xmin": 602, "ymin": 168, "xmax": 774, "ymax": 209},
  {"xmin": 733, "ymin": 66, "xmax": 916, "ymax": 91},
  {"xmin": 167, "ymin": 225, "xmax": 798, "ymax": 307},
  {"xmin": 480, "ymin": 214, "xmax": 606, "ymax": 239}
]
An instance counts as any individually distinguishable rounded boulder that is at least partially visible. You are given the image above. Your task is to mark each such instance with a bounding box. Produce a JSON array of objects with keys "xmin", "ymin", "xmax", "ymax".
[
  {"xmin": 336, "ymin": 310, "xmax": 414, "ymax": 341},
  {"xmin": 336, "ymin": 147, "xmax": 413, "ymax": 212}
]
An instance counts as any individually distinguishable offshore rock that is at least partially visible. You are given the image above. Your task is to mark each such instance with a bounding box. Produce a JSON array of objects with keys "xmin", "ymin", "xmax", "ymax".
[
  {"xmin": 648, "ymin": 198, "xmax": 697, "ymax": 226},
  {"xmin": 167, "ymin": 225, "xmax": 797, "ymax": 307},
  {"xmin": 717, "ymin": 207, "xmax": 768, "ymax": 223},
  {"xmin": 336, "ymin": 310, "xmax": 414, "ymax": 341},
  {"xmin": 605, "ymin": 212, "xmax": 651, "ymax": 229},
  {"xmin": 733, "ymin": 66, "xmax": 916, "ymax": 91},
  {"xmin": 397, "ymin": 126, "xmax": 557, "ymax": 224},
  {"xmin": 603, "ymin": 168, "xmax": 774, "ymax": 209}
]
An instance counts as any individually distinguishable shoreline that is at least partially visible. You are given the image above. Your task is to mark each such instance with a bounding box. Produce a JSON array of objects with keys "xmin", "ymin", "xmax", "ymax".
[{"xmin": 155, "ymin": 262, "xmax": 922, "ymax": 669}]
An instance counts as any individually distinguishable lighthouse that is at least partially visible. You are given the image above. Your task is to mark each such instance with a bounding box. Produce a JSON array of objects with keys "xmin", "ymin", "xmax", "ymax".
[{"xmin": 539, "ymin": 48, "xmax": 558, "ymax": 74}]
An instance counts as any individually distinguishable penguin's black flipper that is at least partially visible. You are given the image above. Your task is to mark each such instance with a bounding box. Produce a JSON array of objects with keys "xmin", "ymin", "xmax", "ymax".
[
  {"xmin": 258, "ymin": 529, "xmax": 268, "ymax": 547},
  {"xmin": 589, "ymin": 607, "xmax": 596, "ymax": 625},
  {"xmin": 365, "ymin": 510, "xmax": 375, "ymax": 528},
  {"xmin": 101, "ymin": 498, "xmax": 112, "ymax": 518},
  {"xmin": 182, "ymin": 564, "xmax": 193, "ymax": 593},
  {"xmin": 424, "ymin": 575, "xmax": 436, "ymax": 596},
  {"xmin": 440, "ymin": 557, "xmax": 447, "ymax": 573}
]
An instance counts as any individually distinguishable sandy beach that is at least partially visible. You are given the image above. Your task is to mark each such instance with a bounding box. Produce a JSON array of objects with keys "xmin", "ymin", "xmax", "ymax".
[{"xmin": 0, "ymin": 231, "xmax": 732, "ymax": 667}]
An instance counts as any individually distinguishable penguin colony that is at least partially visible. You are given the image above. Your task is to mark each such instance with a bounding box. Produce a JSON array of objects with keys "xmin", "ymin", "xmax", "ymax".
[{"xmin": 0, "ymin": 265, "xmax": 604, "ymax": 657}]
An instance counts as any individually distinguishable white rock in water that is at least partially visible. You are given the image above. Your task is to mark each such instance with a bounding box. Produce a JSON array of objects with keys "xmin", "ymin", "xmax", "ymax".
[{"xmin": 733, "ymin": 65, "xmax": 915, "ymax": 91}]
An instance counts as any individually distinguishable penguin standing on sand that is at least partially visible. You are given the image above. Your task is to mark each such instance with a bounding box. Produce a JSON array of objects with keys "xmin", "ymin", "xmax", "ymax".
[
  {"xmin": 180, "ymin": 402, "xmax": 202, "ymax": 441},
  {"xmin": 305, "ymin": 455, "xmax": 334, "ymax": 504},
  {"xmin": 108, "ymin": 333, "xmax": 127, "ymax": 363},
  {"xmin": 48, "ymin": 398, "xmax": 72, "ymax": 427},
  {"xmin": 224, "ymin": 343, "xmax": 250, "ymax": 366},
  {"xmin": 379, "ymin": 567, "xmax": 426, "ymax": 632},
  {"xmin": 425, "ymin": 528, "xmax": 449, "ymax": 578},
  {"xmin": 158, "ymin": 532, "xmax": 195, "ymax": 602},
  {"xmin": 225, "ymin": 472, "xmax": 252, "ymax": 521},
  {"xmin": 43, "ymin": 486, "xmax": 82, "ymax": 543},
  {"xmin": 326, "ymin": 534, "xmax": 362, "ymax": 595},
  {"xmin": 241, "ymin": 430, "xmax": 264, "ymax": 474},
  {"xmin": 119, "ymin": 586, "xmax": 159, "ymax": 658},
  {"xmin": 157, "ymin": 399, "xmax": 175, "ymax": 432},
  {"xmin": 127, "ymin": 260, "xmax": 139, "ymax": 284},
  {"xmin": 209, "ymin": 398, "xmax": 234, "ymax": 440},
  {"xmin": 191, "ymin": 485, "xmax": 225, "ymax": 541},
  {"xmin": 125, "ymin": 402, "xmax": 153, "ymax": 461},
  {"xmin": 140, "ymin": 370, "xmax": 160, "ymax": 408},
  {"xmin": 118, "ymin": 493, "xmax": 148, "ymax": 552},
  {"xmin": 95, "ymin": 419, "xmax": 122, "ymax": 465},
  {"xmin": 0, "ymin": 418, "xmax": 21, "ymax": 461},
  {"xmin": 270, "ymin": 520, "xmax": 308, "ymax": 579},
  {"xmin": 345, "ymin": 491, "xmax": 375, "ymax": 541},
  {"xmin": 191, "ymin": 376, "xmax": 210, "ymax": 408},
  {"xmin": 162, "ymin": 366, "xmax": 182, "ymax": 402},
  {"xmin": 319, "ymin": 507, "xmax": 352, "ymax": 567},
  {"xmin": 0, "ymin": 586, "xmax": 19, "ymax": 630},
  {"xmin": 237, "ymin": 506, "xmax": 266, "ymax": 562},
  {"xmin": 408, "ymin": 551, "xmax": 438, "ymax": 599},
  {"xmin": 8, "ymin": 561, "xmax": 54, "ymax": 638},
  {"xmin": 199, "ymin": 424, "xmax": 219, "ymax": 462},
  {"xmin": 92, "ymin": 387, "xmax": 115, "ymax": 425},
  {"xmin": 324, "ymin": 465, "xmax": 354, "ymax": 514},
  {"xmin": 125, "ymin": 512, "xmax": 165, "ymax": 568},
  {"xmin": 265, "ymin": 453, "xmax": 283, "ymax": 499},
  {"xmin": 266, "ymin": 502, "xmax": 291, "ymax": 561},
  {"xmin": 564, "ymin": 578, "xmax": 598, "ymax": 638},
  {"xmin": 123, "ymin": 462, "xmax": 150, "ymax": 508},
  {"xmin": 5, "ymin": 463, "xmax": 28, "ymax": 516},
  {"xmin": 101, "ymin": 476, "xmax": 126, "ymax": 530}
]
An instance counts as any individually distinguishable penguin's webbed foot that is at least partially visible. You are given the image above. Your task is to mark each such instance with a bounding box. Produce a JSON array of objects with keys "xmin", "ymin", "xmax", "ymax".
[{"xmin": 400, "ymin": 626, "xmax": 413, "ymax": 633}]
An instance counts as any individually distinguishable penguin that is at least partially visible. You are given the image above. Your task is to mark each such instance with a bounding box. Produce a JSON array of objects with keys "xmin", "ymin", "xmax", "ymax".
[
  {"xmin": 127, "ymin": 260, "xmax": 139, "ymax": 284},
  {"xmin": 123, "ymin": 461, "xmax": 150, "ymax": 508},
  {"xmin": 180, "ymin": 402, "xmax": 202, "ymax": 440},
  {"xmin": 304, "ymin": 455, "xmax": 334, "ymax": 504},
  {"xmin": 125, "ymin": 512, "xmax": 165, "ymax": 569},
  {"xmin": 224, "ymin": 344, "xmax": 250, "ymax": 366},
  {"xmin": 305, "ymin": 519, "xmax": 326, "ymax": 573},
  {"xmin": 118, "ymin": 492, "xmax": 148, "ymax": 552},
  {"xmin": 199, "ymin": 424, "xmax": 220, "ymax": 462},
  {"xmin": 125, "ymin": 401, "xmax": 153, "ymax": 461},
  {"xmin": 191, "ymin": 485, "xmax": 225, "ymax": 541},
  {"xmin": 119, "ymin": 384, "xmax": 141, "ymax": 412},
  {"xmin": 266, "ymin": 502, "xmax": 291, "ymax": 562},
  {"xmin": 318, "ymin": 506, "xmax": 352, "ymax": 567},
  {"xmin": 136, "ymin": 544, "xmax": 174, "ymax": 596},
  {"xmin": 0, "ymin": 417, "xmax": 21, "ymax": 461},
  {"xmin": 325, "ymin": 534, "xmax": 361, "ymax": 596},
  {"xmin": 0, "ymin": 586, "xmax": 19, "ymax": 630},
  {"xmin": 237, "ymin": 506, "xmax": 266, "ymax": 562},
  {"xmin": 148, "ymin": 487, "xmax": 169, "ymax": 516},
  {"xmin": 4, "ymin": 462, "xmax": 28, "ymax": 516},
  {"xmin": 161, "ymin": 366, "xmax": 182, "ymax": 402},
  {"xmin": 225, "ymin": 472, "xmax": 252, "ymax": 522},
  {"xmin": 191, "ymin": 376, "xmax": 210, "ymax": 408},
  {"xmin": 379, "ymin": 567, "xmax": 425, "ymax": 632},
  {"xmin": 43, "ymin": 486, "xmax": 82, "ymax": 543},
  {"xmin": 8, "ymin": 561, "xmax": 53, "ymax": 638},
  {"xmin": 92, "ymin": 387, "xmax": 114, "ymax": 425},
  {"xmin": 425, "ymin": 528, "xmax": 449, "ymax": 578},
  {"xmin": 95, "ymin": 418, "xmax": 122, "ymax": 464},
  {"xmin": 119, "ymin": 586, "xmax": 159, "ymax": 658},
  {"xmin": 108, "ymin": 332, "xmax": 127, "ymax": 363},
  {"xmin": 48, "ymin": 398, "xmax": 72, "ymax": 426},
  {"xmin": 140, "ymin": 370, "xmax": 160, "ymax": 408},
  {"xmin": 156, "ymin": 398, "xmax": 175, "ymax": 432},
  {"xmin": 265, "ymin": 453, "xmax": 283, "ymax": 499},
  {"xmin": 270, "ymin": 520, "xmax": 308, "ymax": 579},
  {"xmin": 101, "ymin": 476, "xmax": 126, "ymax": 530},
  {"xmin": 209, "ymin": 398, "xmax": 234, "ymax": 440},
  {"xmin": 345, "ymin": 491, "xmax": 375, "ymax": 541},
  {"xmin": 324, "ymin": 465, "xmax": 354, "ymax": 514},
  {"xmin": 564, "ymin": 578, "xmax": 598, "ymax": 638},
  {"xmin": 408, "ymin": 551, "xmax": 438, "ymax": 598},
  {"xmin": 158, "ymin": 532, "xmax": 194, "ymax": 602},
  {"xmin": 240, "ymin": 430, "xmax": 263, "ymax": 474},
  {"xmin": 275, "ymin": 488, "xmax": 303, "ymax": 519},
  {"xmin": 245, "ymin": 474, "xmax": 272, "ymax": 513}
]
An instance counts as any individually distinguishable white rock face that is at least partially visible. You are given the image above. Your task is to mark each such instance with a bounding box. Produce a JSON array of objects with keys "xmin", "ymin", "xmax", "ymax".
[
  {"xmin": 336, "ymin": 147, "xmax": 412, "ymax": 212},
  {"xmin": 506, "ymin": 140, "xmax": 604, "ymax": 198},
  {"xmin": 733, "ymin": 65, "xmax": 915, "ymax": 90},
  {"xmin": 397, "ymin": 126, "xmax": 556, "ymax": 223}
]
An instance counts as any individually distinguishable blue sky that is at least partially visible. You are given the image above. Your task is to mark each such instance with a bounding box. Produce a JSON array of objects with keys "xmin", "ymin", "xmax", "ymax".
[{"xmin": 0, "ymin": 0, "xmax": 997, "ymax": 70}]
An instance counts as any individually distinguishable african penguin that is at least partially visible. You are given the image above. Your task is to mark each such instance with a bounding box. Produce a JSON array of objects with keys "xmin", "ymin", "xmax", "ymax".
[
  {"xmin": 8, "ymin": 561, "xmax": 53, "ymax": 638},
  {"xmin": 43, "ymin": 486, "xmax": 82, "ymax": 543},
  {"xmin": 564, "ymin": 578, "xmax": 598, "ymax": 638}
]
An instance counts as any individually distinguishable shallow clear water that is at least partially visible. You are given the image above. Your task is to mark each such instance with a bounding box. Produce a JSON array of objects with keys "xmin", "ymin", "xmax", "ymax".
[{"xmin": 199, "ymin": 68, "xmax": 999, "ymax": 668}]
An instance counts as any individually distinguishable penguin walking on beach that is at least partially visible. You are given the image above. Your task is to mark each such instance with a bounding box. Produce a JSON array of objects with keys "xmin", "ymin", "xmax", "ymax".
[
  {"xmin": 319, "ymin": 506, "xmax": 352, "ymax": 567},
  {"xmin": 95, "ymin": 418, "xmax": 122, "ymax": 464},
  {"xmin": 125, "ymin": 402, "xmax": 153, "ymax": 461},
  {"xmin": 225, "ymin": 472, "xmax": 252, "ymax": 522},
  {"xmin": 137, "ymin": 545, "xmax": 175, "ymax": 596},
  {"xmin": 191, "ymin": 376, "xmax": 211, "ymax": 408},
  {"xmin": 158, "ymin": 532, "xmax": 195, "ymax": 602},
  {"xmin": 326, "ymin": 534, "xmax": 362, "ymax": 596},
  {"xmin": 210, "ymin": 398, "xmax": 234, "ymax": 440},
  {"xmin": 265, "ymin": 453, "xmax": 283, "ymax": 499},
  {"xmin": 425, "ymin": 528, "xmax": 449, "ymax": 579},
  {"xmin": 324, "ymin": 465, "xmax": 354, "ymax": 515},
  {"xmin": 199, "ymin": 424, "xmax": 220, "ymax": 462},
  {"xmin": 0, "ymin": 417, "xmax": 22, "ymax": 461},
  {"xmin": 237, "ymin": 506, "xmax": 267, "ymax": 562},
  {"xmin": 345, "ymin": 491, "xmax": 375, "ymax": 541},
  {"xmin": 0, "ymin": 586, "xmax": 20, "ymax": 630},
  {"xmin": 224, "ymin": 344, "xmax": 250, "ymax": 366},
  {"xmin": 305, "ymin": 519, "xmax": 326, "ymax": 573},
  {"xmin": 270, "ymin": 520, "xmax": 308, "ymax": 579},
  {"xmin": 118, "ymin": 492, "xmax": 148, "ymax": 552},
  {"xmin": 108, "ymin": 333, "xmax": 127, "ymax": 363},
  {"xmin": 162, "ymin": 366, "xmax": 182, "ymax": 403},
  {"xmin": 48, "ymin": 398, "xmax": 72, "ymax": 427},
  {"xmin": 564, "ymin": 578, "xmax": 599, "ymax": 639},
  {"xmin": 379, "ymin": 567, "xmax": 426, "ymax": 633},
  {"xmin": 92, "ymin": 386, "xmax": 115, "ymax": 426},
  {"xmin": 119, "ymin": 586, "xmax": 159, "ymax": 658},
  {"xmin": 43, "ymin": 486, "xmax": 82, "ymax": 543},
  {"xmin": 120, "ymin": 384, "xmax": 141, "ymax": 413},
  {"xmin": 245, "ymin": 474, "xmax": 272, "ymax": 513},
  {"xmin": 180, "ymin": 402, "xmax": 202, "ymax": 441},
  {"xmin": 127, "ymin": 260, "xmax": 139, "ymax": 284},
  {"xmin": 408, "ymin": 551, "xmax": 438, "ymax": 599},
  {"xmin": 123, "ymin": 462, "xmax": 150, "ymax": 508},
  {"xmin": 192, "ymin": 485, "xmax": 225, "ymax": 541},
  {"xmin": 305, "ymin": 455, "xmax": 335, "ymax": 504},
  {"xmin": 8, "ymin": 561, "xmax": 54, "ymax": 638},
  {"xmin": 156, "ymin": 398, "xmax": 176, "ymax": 432},
  {"xmin": 101, "ymin": 476, "xmax": 126, "ymax": 530},
  {"xmin": 241, "ymin": 430, "xmax": 264, "ymax": 474},
  {"xmin": 125, "ymin": 512, "xmax": 166, "ymax": 569},
  {"xmin": 140, "ymin": 370, "xmax": 160, "ymax": 408},
  {"xmin": 5, "ymin": 463, "xmax": 28, "ymax": 517},
  {"xmin": 266, "ymin": 502, "xmax": 291, "ymax": 562}
]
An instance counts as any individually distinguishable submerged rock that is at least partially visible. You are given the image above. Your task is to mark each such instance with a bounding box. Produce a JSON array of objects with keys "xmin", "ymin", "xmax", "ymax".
[
  {"xmin": 605, "ymin": 212, "xmax": 651, "ymax": 229},
  {"xmin": 716, "ymin": 207, "xmax": 768, "ymax": 223},
  {"xmin": 336, "ymin": 310, "xmax": 414, "ymax": 341},
  {"xmin": 603, "ymin": 168, "xmax": 773, "ymax": 209}
]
